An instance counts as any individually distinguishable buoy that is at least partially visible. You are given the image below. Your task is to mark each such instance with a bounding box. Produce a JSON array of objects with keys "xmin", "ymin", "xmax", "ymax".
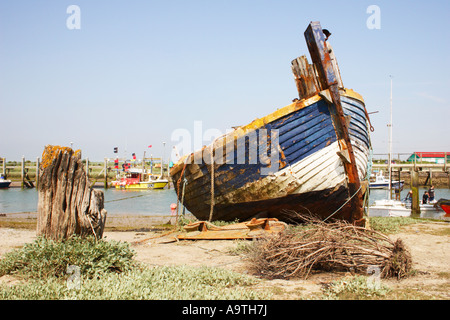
[{"xmin": 170, "ymin": 203, "xmax": 177, "ymax": 216}]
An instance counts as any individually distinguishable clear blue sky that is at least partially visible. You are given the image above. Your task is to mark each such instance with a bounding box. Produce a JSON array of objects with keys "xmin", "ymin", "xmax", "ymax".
[{"xmin": 1, "ymin": 0, "xmax": 449, "ymax": 162}]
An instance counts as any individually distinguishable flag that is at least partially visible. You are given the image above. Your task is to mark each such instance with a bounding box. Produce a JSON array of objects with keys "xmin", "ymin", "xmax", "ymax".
[
  {"xmin": 148, "ymin": 145, "xmax": 152, "ymax": 148},
  {"xmin": 114, "ymin": 147, "xmax": 118, "ymax": 153}
]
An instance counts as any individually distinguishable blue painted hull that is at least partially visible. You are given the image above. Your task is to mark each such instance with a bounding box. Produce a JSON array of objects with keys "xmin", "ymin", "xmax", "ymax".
[{"xmin": 171, "ymin": 91, "xmax": 371, "ymax": 222}]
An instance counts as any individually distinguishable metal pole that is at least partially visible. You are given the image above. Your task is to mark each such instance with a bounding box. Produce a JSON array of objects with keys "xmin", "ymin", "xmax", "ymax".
[
  {"xmin": 162, "ymin": 142, "xmax": 166, "ymax": 178},
  {"xmin": 388, "ymin": 76, "xmax": 393, "ymax": 200}
]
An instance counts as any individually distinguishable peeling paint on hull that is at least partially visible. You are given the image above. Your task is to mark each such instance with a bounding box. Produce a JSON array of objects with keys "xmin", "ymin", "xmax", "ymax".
[
  {"xmin": 184, "ymin": 184, "xmax": 353, "ymax": 222},
  {"xmin": 171, "ymin": 93, "xmax": 370, "ymax": 223}
]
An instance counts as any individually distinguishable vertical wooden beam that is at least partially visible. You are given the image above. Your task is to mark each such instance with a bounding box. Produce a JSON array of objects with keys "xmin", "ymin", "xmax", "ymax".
[
  {"xmin": 444, "ymin": 152, "xmax": 447, "ymax": 172},
  {"xmin": 2, "ymin": 158, "xmax": 5, "ymax": 177},
  {"xmin": 35, "ymin": 157, "xmax": 40, "ymax": 190},
  {"xmin": 411, "ymin": 169, "xmax": 420, "ymax": 217},
  {"xmin": 428, "ymin": 168, "xmax": 433, "ymax": 187},
  {"xmin": 448, "ymin": 170, "xmax": 450, "ymax": 190},
  {"xmin": 291, "ymin": 55, "xmax": 321, "ymax": 99},
  {"xmin": 86, "ymin": 158, "xmax": 89, "ymax": 178},
  {"xmin": 104, "ymin": 158, "xmax": 108, "ymax": 189},
  {"xmin": 21, "ymin": 156, "xmax": 25, "ymax": 189},
  {"xmin": 304, "ymin": 21, "xmax": 364, "ymax": 225}
]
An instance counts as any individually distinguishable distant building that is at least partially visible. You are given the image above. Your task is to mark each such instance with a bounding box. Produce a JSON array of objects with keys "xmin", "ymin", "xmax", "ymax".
[{"xmin": 407, "ymin": 152, "xmax": 450, "ymax": 164}]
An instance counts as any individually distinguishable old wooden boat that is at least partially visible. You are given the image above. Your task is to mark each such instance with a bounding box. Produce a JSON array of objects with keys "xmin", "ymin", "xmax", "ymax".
[{"xmin": 170, "ymin": 22, "xmax": 372, "ymax": 225}]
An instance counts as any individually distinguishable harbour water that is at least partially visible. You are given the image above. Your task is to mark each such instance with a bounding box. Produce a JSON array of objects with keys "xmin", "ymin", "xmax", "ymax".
[
  {"xmin": 1, "ymin": 186, "xmax": 449, "ymax": 216},
  {"xmin": 0, "ymin": 188, "xmax": 179, "ymax": 216}
]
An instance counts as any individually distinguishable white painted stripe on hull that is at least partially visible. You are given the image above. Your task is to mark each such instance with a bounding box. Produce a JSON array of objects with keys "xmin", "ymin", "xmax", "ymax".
[{"xmin": 215, "ymin": 141, "xmax": 352, "ymax": 205}]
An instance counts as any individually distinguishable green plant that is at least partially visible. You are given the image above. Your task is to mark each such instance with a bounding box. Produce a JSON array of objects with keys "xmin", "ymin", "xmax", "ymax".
[
  {"xmin": 0, "ymin": 265, "xmax": 270, "ymax": 300},
  {"xmin": 0, "ymin": 236, "xmax": 136, "ymax": 279},
  {"xmin": 321, "ymin": 275, "xmax": 391, "ymax": 300},
  {"xmin": 175, "ymin": 214, "xmax": 198, "ymax": 230},
  {"xmin": 368, "ymin": 216, "xmax": 419, "ymax": 234}
]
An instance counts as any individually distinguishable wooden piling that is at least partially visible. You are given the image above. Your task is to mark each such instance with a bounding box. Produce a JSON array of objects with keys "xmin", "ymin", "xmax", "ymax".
[
  {"xmin": 104, "ymin": 158, "xmax": 108, "ymax": 189},
  {"xmin": 37, "ymin": 145, "xmax": 107, "ymax": 240},
  {"xmin": 21, "ymin": 156, "xmax": 25, "ymax": 189},
  {"xmin": 35, "ymin": 157, "xmax": 40, "ymax": 190},
  {"xmin": 411, "ymin": 169, "xmax": 420, "ymax": 217},
  {"xmin": 425, "ymin": 168, "xmax": 433, "ymax": 186},
  {"xmin": 448, "ymin": 170, "xmax": 450, "ymax": 189}
]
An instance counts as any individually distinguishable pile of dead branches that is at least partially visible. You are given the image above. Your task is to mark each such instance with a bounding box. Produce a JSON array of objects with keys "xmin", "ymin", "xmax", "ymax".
[{"xmin": 247, "ymin": 216, "xmax": 412, "ymax": 280}]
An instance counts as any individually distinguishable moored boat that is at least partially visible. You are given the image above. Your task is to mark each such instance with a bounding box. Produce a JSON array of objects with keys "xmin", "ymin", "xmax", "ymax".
[
  {"xmin": 369, "ymin": 171, "xmax": 404, "ymax": 189},
  {"xmin": 170, "ymin": 22, "xmax": 372, "ymax": 225},
  {"xmin": 0, "ymin": 174, "xmax": 11, "ymax": 188},
  {"xmin": 369, "ymin": 198, "xmax": 447, "ymax": 220},
  {"xmin": 112, "ymin": 168, "xmax": 168, "ymax": 190},
  {"xmin": 436, "ymin": 198, "xmax": 450, "ymax": 217}
]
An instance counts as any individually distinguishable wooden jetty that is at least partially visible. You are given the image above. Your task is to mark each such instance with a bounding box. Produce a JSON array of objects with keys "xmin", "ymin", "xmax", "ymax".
[
  {"xmin": 372, "ymin": 162, "xmax": 450, "ymax": 188},
  {"xmin": 1, "ymin": 156, "xmax": 171, "ymax": 189}
]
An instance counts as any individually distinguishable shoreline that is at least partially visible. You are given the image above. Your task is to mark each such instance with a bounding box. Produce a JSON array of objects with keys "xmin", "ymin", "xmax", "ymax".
[
  {"xmin": 0, "ymin": 211, "xmax": 196, "ymax": 231},
  {"xmin": 1, "ymin": 217, "xmax": 449, "ymax": 299}
]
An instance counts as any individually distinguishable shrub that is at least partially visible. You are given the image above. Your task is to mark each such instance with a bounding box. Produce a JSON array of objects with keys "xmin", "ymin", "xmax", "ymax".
[
  {"xmin": 0, "ymin": 236, "xmax": 136, "ymax": 279},
  {"xmin": 0, "ymin": 265, "xmax": 269, "ymax": 300},
  {"xmin": 322, "ymin": 275, "xmax": 391, "ymax": 300},
  {"xmin": 369, "ymin": 217, "xmax": 419, "ymax": 234}
]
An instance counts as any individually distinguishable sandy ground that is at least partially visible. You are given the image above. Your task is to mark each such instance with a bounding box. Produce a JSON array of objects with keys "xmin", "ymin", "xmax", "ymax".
[{"xmin": 0, "ymin": 217, "xmax": 449, "ymax": 299}]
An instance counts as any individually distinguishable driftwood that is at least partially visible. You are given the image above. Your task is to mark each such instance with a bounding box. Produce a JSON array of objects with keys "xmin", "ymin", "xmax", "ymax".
[{"xmin": 37, "ymin": 145, "xmax": 107, "ymax": 240}]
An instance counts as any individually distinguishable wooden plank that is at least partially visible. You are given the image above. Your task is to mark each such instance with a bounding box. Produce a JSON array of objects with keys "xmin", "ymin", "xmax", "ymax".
[{"xmin": 291, "ymin": 55, "xmax": 321, "ymax": 99}]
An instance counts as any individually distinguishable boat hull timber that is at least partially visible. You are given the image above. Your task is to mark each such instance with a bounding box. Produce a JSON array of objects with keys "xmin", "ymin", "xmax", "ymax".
[{"xmin": 170, "ymin": 22, "xmax": 372, "ymax": 225}]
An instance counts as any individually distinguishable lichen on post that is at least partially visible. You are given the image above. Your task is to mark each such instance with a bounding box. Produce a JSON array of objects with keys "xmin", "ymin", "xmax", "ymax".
[{"xmin": 37, "ymin": 145, "xmax": 107, "ymax": 240}]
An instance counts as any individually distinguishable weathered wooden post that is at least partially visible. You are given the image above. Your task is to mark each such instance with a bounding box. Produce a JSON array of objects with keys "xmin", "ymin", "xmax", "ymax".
[
  {"xmin": 2, "ymin": 158, "xmax": 5, "ymax": 177},
  {"xmin": 104, "ymin": 158, "xmax": 108, "ymax": 189},
  {"xmin": 411, "ymin": 169, "xmax": 420, "ymax": 217},
  {"xmin": 85, "ymin": 158, "xmax": 89, "ymax": 178},
  {"xmin": 35, "ymin": 157, "xmax": 40, "ymax": 190},
  {"xmin": 21, "ymin": 156, "xmax": 25, "ymax": 189},
  {"xmin": 37, "ymin": 145, "xmax": 107, "ymax": 240}
]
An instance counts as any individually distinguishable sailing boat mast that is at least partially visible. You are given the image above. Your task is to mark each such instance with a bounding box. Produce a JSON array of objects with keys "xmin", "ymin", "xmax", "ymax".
[{"xmin": 388, "ymin": 76, "xmax": 393, "ymax": 200}]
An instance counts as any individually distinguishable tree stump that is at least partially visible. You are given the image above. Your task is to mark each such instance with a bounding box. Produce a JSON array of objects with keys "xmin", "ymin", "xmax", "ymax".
[{"xmin": 37, "ymin": 145, "xmax": 107, "ymax": 240}]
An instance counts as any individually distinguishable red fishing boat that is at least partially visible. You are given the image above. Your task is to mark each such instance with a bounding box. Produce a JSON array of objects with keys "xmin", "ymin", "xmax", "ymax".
[{"xmin": 436, "ymin": 199, "xmax": 450, "ymax": 217}]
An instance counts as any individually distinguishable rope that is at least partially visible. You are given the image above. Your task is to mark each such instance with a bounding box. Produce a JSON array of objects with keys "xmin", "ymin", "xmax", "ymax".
[
  {"xmin": 208, "ymin": 149, "xmax": 215, "ymax": 222},
  {"xmin": 323, "ymin": 184, "xmax": 363, "ymax": 222},
  {"xmin": 362, "ymin": 105, "xmax": 375, "ymax": 132},
  {"xmin": 104, "ymin": 193, "xmax": 150, "ymax": 203},
  {"xmin": 176, "ymin": 159, "xmax": 189, "ymax": 216}
]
